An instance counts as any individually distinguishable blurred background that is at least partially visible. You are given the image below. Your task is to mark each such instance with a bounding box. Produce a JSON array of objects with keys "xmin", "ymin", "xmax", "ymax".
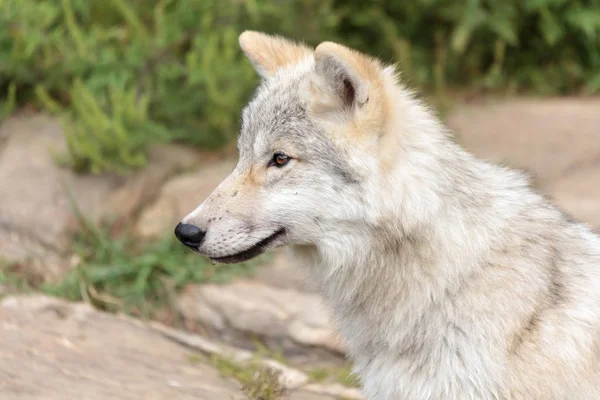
[{"xmin": 0, "ymin": 1, "xmax": 599, "ymax": 399}]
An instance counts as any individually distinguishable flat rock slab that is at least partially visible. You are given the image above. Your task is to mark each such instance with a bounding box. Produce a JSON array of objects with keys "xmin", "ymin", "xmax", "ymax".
[
  {"xmin": 0, "ymin": 295, "xmax": 245, "ymax": 400},
  {"xmin": 0, "ymin": 113, "xmax": 199, "ymax": 281},
  {"xmin": 177, "ymin": 280, "xmax": 345, "ymax": 355},
  {"xmin": 0, "ymin": 295, "xmax": 340, "ymax": 400},
  {"xmin": 448, "ymin": 97, "xmax": 600, "ymax": 228}
]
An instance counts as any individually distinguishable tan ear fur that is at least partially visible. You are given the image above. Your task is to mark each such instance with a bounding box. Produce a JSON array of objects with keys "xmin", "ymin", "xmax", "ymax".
[
  {"xmin": 314, "ymin": 42, "xmax": 384, "ymax": 96},
  {"xmin": 311, "ymin": 41, "xmax": 389, "ymax": 133},
  {"xmin": 239, "ymin": 31, "xmax": 313, "ymax": 78}
]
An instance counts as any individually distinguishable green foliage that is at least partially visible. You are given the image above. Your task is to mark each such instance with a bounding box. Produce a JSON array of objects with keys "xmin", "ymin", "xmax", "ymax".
[
  {"xmin": 0, "ymin": 0, "xmax": 335, "ymax": 173},
  {"xmin": 240, "ymin": 366, "xmax": 286, "ymax": 400},
  {"xmin": 0, "ymin": 83, "xmax": 16, "ymax": 121},
  {"xmin": 51, "ymin": 80, "xmax": 162, "ymax": 174},
  {"xmin": 1, "ymin": 0, "xmax": 599, "ymax": 172},
  {"xmin": 333, "ymin": 0, "xmax": 600, "ymax": 94},
  {"xmin": 189, "ymin": 352, "xmax": 287, "ymax": 400}
]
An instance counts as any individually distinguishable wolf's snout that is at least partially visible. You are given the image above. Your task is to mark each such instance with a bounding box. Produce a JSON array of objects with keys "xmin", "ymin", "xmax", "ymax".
[{"xmin": 174, "ymin": 222, "xmax": 206, "ymax": 248}]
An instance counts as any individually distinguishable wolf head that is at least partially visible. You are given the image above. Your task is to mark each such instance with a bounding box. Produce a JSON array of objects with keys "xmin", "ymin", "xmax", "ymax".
[{"xmin": 175, "ymin": 31, "xmax": 442, "ymax": 264}]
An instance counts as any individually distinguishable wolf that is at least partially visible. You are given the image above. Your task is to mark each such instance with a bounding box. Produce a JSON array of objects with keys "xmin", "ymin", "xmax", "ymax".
[{"xmin": 174, "ymin": 31, "xmax": 600, "ymax": 399}]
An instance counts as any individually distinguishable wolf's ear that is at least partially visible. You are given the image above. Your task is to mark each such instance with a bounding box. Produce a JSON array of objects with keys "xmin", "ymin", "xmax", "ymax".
[
  {"xmin": 312, "ymin": 42, "xmax": 384, "ymax": 114},
  {"xmin": 239, "ymin": 31, "xmax": 313, "ymax": 79}
]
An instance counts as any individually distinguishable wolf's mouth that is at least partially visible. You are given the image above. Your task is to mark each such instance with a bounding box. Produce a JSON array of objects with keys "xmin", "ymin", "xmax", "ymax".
[{"xmin": 210, "ymin": 228, "xmax": 286, "ymax": 264}]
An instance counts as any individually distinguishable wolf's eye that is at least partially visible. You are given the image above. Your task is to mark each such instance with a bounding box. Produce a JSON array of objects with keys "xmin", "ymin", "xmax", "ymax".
[{"xmin": 269, "ymin": 152, "xmax": 291, "ymax": 168}]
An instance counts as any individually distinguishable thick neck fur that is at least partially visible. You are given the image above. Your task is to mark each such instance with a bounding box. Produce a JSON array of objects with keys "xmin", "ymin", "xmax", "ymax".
[
  {"xmin": 291, "ymin": 80, "xmax": 581, "ymax": 399},
  {"xmin": 181, "ymin": 32, "xmax": 600, "ymax": 399}
]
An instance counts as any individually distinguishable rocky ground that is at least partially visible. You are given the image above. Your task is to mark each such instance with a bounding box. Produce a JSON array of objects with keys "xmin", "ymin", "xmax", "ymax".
[{"xmin": 1, "ymin": 96, "xmax": 599, "ymax": 399}]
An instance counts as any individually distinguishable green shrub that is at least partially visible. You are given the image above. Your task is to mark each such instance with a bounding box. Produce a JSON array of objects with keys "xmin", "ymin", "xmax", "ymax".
[
  {"xmin": 332, "ymin": 0, "xmax": 600, "ymax": 95},
  {"xmin": 0, "ymin": 0, "xmax": 334, "ymax": 173},
  {"xmin": 1, "ymin": 0, "xmax": 599, "ymax": 173}
]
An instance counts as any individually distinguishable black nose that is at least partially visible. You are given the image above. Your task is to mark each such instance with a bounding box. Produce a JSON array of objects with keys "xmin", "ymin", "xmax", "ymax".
[{"xmin": 174, "ymin": 223, "xmax": 206, "ymax": 248}]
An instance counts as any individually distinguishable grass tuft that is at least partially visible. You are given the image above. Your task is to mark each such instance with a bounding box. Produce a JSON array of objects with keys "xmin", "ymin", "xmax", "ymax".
[
  {"xmin": 307, "ymin": 364, "xmax": 361, "ymax": 388},
  {"xmin": 42, "ymin": 225, "xmax": 263, "ymax": 319},
  {"xmin": 188, "ymin": 352, "xmax": 287, "ymax": 400}
]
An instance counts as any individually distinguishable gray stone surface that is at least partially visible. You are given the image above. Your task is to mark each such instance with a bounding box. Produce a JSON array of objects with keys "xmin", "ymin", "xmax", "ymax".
[
  {"xmin": 0, "ymin": 295, "xmax": 348, "ymax": 400},
  {"xmin": 177, "ymin": 280, "xmax": 345, "ymax": 354},
  {"xmin": 0, "ymin": 295, "xmax": 245, "ymax": 400}
]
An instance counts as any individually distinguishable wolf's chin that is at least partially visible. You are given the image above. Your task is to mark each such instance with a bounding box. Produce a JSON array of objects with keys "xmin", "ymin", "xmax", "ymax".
[{"xmin": 209, "ymin": 228, "xmax": 286, "ymax": 264}]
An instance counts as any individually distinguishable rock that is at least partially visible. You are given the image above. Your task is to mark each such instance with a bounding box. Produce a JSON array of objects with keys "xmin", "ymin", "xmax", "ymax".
[
  {"xmin": 177, "ymin": 280, "xmax": 345, "ymax": 354},
  {"xmin": 0, "ymin": 294, "xmax": 347, "ymax": 399},
  {"xmin": 135, "ymin": 159, "xmax": 236, "ymax": 239},
  {"xmin": 178, "ymin": 280, "xmax": 344, "ymax": 354},
  {"xmin": 0, "ymin": 113, "xmax": 199, "ymax": 282},
  {"xmin": 0, "ymin": 295, "xmax": 245, "ymax": 400},
  {"xmin": 304, "ymin": 384, "xmax": 365, "ymax": 400},
  {"xmin": 148, "ymin": 320, "xmax": 364, "ymax": 399},
  {"xmin": 148, "ymin": 321, "xmax": 309, "ymax": 390},
  {"xmin": 104, "ymin": 143, "xmax": 201, "ymax": 225},
  {"xmin": 447, "ymin": 97, "xmax": 600, "ymax": 229}
]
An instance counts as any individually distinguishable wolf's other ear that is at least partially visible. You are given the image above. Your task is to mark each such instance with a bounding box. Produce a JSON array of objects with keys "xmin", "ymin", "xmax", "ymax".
[
  {"xmin": 239, "ymin": 31, "xmax": 313, "ymax": 79},
  {"xmin": 312, "ymin": 41, "xmax": 383, "ymax": 113}
]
